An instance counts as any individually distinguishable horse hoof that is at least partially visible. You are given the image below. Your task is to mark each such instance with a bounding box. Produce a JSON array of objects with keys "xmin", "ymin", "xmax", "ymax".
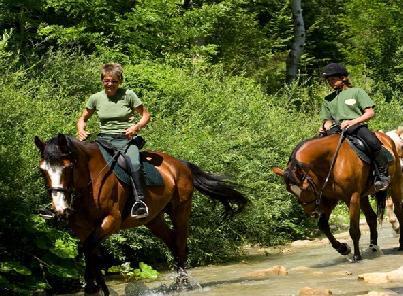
[
  {"xmin": 337, "ymin": 243, "xmax": 351, "ymax": 255},
  {"xmin": 369, "ymin": 244, "xmax": 378, "ymax": 252},
  {"xmin": 351, "ymin": 254, "xmax": 362, "ymax": 262}
]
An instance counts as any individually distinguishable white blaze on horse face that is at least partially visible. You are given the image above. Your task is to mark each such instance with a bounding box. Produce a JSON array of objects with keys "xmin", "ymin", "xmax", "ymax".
[
  {"xmin": 40, "ymin": 161, "xmax": 68, "ymax": 213},
  {"xmin": 289, "ymin": 184, "xmax": 302, "ymax": 197}
]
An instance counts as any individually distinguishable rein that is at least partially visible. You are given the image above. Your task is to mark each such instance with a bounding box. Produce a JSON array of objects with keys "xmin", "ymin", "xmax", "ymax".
[{"xmin": 316, "ymin": 129, "xmax": 346, "ymax": 203}]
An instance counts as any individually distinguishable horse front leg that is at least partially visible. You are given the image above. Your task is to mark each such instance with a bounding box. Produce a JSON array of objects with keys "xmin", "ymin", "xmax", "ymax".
[
  {"xmin": 318, "ymin": 212, "xmax": 351, "ymax": 256},
  {"xmin": 348, "ymin": 192, "xmax": 362, "ymax": 262},
  {"xmin": 83, "ymin": 245, "xmax": 108, "ymax": 295},
  {"xmin": 82, "ymin": 213, "xmax": 121, "ymax": 295}
]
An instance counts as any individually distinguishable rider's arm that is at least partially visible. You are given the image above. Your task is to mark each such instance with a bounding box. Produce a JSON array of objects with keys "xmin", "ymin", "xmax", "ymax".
[
  {"xmin": 341, "ymin": 107, "xmax": 375, "ymax": 129},
  {"xmin": 77, "ymin": 108, "xmax": 95, "ymax": 141},
  {"xmin": 125, "ymin": 105, "xmax": 151, "ymax": 138}
]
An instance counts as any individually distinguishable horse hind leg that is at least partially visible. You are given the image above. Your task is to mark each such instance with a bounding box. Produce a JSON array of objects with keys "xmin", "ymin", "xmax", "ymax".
[
  {"xmin": 146, "ymin": 207, "xmax": 191, "ymax": 286},
  {"xmin": 361, "ymin": 195, "xmax": 379, "ymax": 251}
]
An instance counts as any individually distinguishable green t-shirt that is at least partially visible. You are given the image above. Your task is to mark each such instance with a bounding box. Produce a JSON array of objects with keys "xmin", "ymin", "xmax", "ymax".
[
  {"xmin": 86, "ymin": 88, "xmax": 143, "ymax": 134},
  {"xmin": 319, "ymin": 87, "xmax": 375, "ymax": 122}
]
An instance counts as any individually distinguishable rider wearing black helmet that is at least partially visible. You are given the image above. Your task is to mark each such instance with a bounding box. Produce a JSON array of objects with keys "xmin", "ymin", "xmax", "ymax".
[{"xmin": 319, "ymin": 62, "xmax": 390, "ymax": 191}]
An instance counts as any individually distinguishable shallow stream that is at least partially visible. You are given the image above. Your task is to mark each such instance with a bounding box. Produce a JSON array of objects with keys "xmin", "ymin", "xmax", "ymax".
[{"xmin": 68, "ymin": 221, "xmax": 403, "ymax": 296}]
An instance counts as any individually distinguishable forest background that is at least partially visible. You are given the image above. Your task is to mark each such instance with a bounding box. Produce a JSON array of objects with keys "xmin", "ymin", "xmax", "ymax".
[{"xmin": 0, "ymin": 0, "xmax": 402, "ymax": 293}]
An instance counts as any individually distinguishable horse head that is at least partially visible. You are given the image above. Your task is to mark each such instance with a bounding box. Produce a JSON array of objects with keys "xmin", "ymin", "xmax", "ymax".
[
  {"xmin": 35, "ymin": 134, "xmax": 77, "ymax": 217},
  {"xmin": 272, "ymin": 159, "xmax": 320, "ymax": 216}
]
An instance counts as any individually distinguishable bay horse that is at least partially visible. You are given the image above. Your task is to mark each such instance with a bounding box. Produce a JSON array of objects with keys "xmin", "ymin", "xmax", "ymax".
[
  {"xmin": 34, "ymin": 134, "xmax": 247, "ymax": 295},
  {"xmin": 272, "ymin": 131, "xmax": 403, "ymax": 262}
]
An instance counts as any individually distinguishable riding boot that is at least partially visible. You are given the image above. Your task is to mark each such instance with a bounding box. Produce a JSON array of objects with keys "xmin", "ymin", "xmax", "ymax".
[
  {"xmin": 374, "ymin": 150, "xmax": 391, "ymax": 192},
  {"xmin": 130, "ymin": 169, "xmax": 149, "ymax": 219}
]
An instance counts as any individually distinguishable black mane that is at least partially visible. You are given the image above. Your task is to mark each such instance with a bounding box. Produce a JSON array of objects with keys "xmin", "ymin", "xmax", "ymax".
[{"xmin": 43, "ymin": 134, "xmax": 77, "ymax": 162}]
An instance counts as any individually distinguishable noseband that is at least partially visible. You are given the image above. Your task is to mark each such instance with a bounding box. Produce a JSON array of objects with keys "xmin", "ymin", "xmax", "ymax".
[{"xmin": 290, "ymin": 162, "xmax": 322, "ymax": 212}]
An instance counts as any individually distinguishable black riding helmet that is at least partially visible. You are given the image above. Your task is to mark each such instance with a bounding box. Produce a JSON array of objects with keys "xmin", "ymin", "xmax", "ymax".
[{"xmin": 322, "ymin": 63, "xmax": 348, "ymax": 78}]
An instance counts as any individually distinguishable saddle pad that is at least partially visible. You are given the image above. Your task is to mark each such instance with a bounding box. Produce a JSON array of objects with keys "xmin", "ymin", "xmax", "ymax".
[
  {"xmin": 96, "ymin": 143, "xmax": 163, "ymax": 186},
  {"xmin": 348, "ymin": 140, "xmax": 394, "ymax": 164}
]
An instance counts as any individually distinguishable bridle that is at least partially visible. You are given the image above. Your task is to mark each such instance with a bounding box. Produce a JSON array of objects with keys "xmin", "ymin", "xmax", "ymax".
[
  {"xmin": 289, "ymin": 130, "xmax": 346, "ymax": 215},
  {"xmin": 290, "ymin": 161, "xmax": 321, "ymax": 212},
  {"xmin": 45, "ymin": 160, "xmax": 77, "ymax": 209}
]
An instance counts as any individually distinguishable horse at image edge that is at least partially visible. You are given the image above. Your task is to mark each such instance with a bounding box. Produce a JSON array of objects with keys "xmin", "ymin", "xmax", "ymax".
[{"xmin": 272, "ymin": 131, "xmax": 403, "ymax": 262}]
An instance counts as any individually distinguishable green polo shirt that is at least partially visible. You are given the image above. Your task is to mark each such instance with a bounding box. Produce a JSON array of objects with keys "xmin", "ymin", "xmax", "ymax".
[
  {"xmin": 319, "ymin": 88, "xmax": 375, "ymax": 122},
  {"xmin": 86, "ymin": 88, "xmax": 143, "ymax": 134}
]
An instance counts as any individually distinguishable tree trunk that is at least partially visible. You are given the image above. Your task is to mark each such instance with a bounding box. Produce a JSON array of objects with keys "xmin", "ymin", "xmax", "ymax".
[
  {"xmin": 286, "ymin": 0, "xmax": 306, "ymax": 83},
  {"xmin": 183, "ymin": 0, "xmax": 193, "ymax": 9}
]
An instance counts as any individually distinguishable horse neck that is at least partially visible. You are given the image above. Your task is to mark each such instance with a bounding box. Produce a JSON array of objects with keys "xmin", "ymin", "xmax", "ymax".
[
  {"xmin": 295, "ymin": 135, "xmax": 340, "ymax": 173},
  {"xmin": 77, "ymin": 141, "xmax": 110, "ymax": 185},
  {"xmin": 71, "ymin": 140, "xmax": 93, "ymax": 188}
]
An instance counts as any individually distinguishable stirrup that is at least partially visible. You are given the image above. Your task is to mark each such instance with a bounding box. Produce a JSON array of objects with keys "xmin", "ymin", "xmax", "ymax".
[
  {"xmin": 130, "ymin": 200, "xmax": 149, "ymax": 219},
  {"xmin": 374, "ymin": 177, "xmax": 390, "ymax": 192}
]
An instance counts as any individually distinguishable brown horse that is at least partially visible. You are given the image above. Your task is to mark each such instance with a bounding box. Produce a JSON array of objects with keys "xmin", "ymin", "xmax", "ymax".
[
  {"xmin": 35, "ymin": 134, "xmax": 247, "ymax": 295},
  {"xmin": 272, "ymin": 131, "xmax": 403, "ymax": 262}
]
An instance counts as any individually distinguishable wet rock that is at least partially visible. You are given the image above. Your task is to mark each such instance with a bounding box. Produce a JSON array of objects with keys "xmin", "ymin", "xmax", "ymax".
[
  {"xmin": 298, "ymin": 286, "xmax": 332, "ymax": 295},
  {"xmin": 358, "ymin": 266, "xmax": 403, "ymax": 284},
  {"xmin": 386, "ymin": 267, "xmax": 403, "ymax": 282},
  {"xmin": 358, "ymin": 272, "xmax": 388, "ymax": 283},
  {"xmin": 358, "ymin": 290, "xmax": 399, "ymax": 296},
  {"xmin": 245, "ymin": 265, "xmax": 288, "ymax": 278}
]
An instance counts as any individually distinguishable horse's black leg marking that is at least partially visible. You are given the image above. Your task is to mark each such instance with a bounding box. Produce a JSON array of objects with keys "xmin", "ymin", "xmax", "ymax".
[
  {"xmin": 83, "ymin": 232, "xmax": 110, "ymax": 295},
  {"xmin": 361, "ymin": 195, "xmax": 378, "ymax": 247},
  {"xmin": 318, "ymin": 213, "xmax": 351, "ymax": 256},
  {"xmin": 94, "ymin": 249, "xmax": 109, "ymax": 296},
  {"xmin": 348, "ymin": 192, "xmax": 362, "ymax": 262},
  {"xmin": 84, "ymin": 249, "xmax": 99, "ymax": 294},
  {"xmin": 349, "ymin": 223, "xmax": 362, "ymax": 262}
]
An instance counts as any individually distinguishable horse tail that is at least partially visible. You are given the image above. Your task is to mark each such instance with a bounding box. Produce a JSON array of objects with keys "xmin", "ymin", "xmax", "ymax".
[
  {"xmin": 374, "ymin": 190, "xmax": 387, "ymax": 223},
  {"xmin": 184, "ymin": 161, "xmax": 248, "ymax": 217}
]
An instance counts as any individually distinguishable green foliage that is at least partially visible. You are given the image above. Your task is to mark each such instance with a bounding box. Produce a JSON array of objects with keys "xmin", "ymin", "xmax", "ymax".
[
  {"xmin": 340, "ymin": 0, "xmax": 403, "ymax": 92},
  {"xmin": 108, "ymin": 262, "xmax": 159, "ymax": 280}
]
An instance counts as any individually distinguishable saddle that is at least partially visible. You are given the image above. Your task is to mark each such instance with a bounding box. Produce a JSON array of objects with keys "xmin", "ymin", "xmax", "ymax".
[
  {"xmin": 322, "ymin": 125, "xmax": 393, "ymax": 164},
  {"xmin": 95, "ymin": 137, "xmax": 163, "ymax": 186}
]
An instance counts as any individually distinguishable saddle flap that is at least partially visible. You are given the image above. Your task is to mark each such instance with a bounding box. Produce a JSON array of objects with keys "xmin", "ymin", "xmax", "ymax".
[
  {"xmin": 95, "ymin": 141, "xmax": 163, "ymax": 186},
  {"xmin": 346, "ymin": 135, "xmax": 372, "ymax": 164}
]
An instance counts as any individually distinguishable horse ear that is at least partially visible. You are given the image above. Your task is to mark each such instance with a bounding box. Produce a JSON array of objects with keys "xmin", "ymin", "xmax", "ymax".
[
  {"xmin": 34, "ymin": 136, "xmax": 44, "ymax": 152},
  {"xmin": 57, "ymin": 133, "xmax": 68, "ymax": 152},
  {"xmin": 272, "ymin": 167, "xmax": 284, "ymax": 176}
]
